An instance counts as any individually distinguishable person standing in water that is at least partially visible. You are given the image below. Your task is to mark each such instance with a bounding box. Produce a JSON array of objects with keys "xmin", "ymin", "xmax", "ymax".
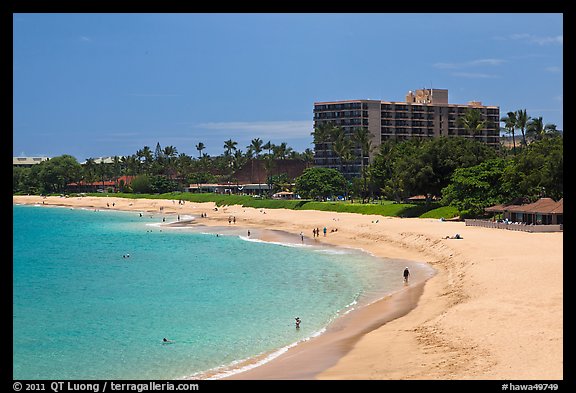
[
  {"xmin": 295, "ymin": 317, "xmax": 301, "ymax": 329},
  {"xmin": 403, "ymin": 267, "xmax": 410, "ymax": 284}
]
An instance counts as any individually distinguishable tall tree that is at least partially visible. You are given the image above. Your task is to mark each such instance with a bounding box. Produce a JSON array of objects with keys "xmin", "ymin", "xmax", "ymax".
[
  {"xmin": 311, "ymin": 122, "xmax": 336, "ymax": 165},
  {"xmin": 457, "ymin": 108, "xmax": 487, "ymax": 137},
  {"xmin": 223, "ymin": 139, "xmax": 238, "ymax": 157},
  {"xmin": 223, "ymin": 139, "xmax": 238, "ymax": 169},
  {"xmin": 248, "ymin": 138, "xmax": 264, "ymax": 158},
  {"xmin": 83, "ymin": 158, "xmax": 97, "ymax": 186},
  {"xmin": 515, "ymin": 109, "xmax": 530, "ymax": 147},
  {"xmin": 311, "ymin": 122, "xmax": 335, "ymax": 145},
  {"xmin": 331, "ymin": 127, "xmax": 353, "ymax": 175},
  {"xmin": 501, "ymin": 111, "xmax": 518, "ymax": 155},
  {"xmin": 111, "ymin": 156, "xmax": 122, "ymax": 180},
  {"xmin": 195, "ymin": 142, "xmax": 205, "ymax": 159},
  {"xmin": 121, "ymin": 155, "xmax": 140, "ymax": 176},
  {"xmin": 353, "ymin": 127, "xmax": 374, "ymax": 201},
  {"xmin": 163, "ymin": 145, "xmax": 178, "ymax": 159},
  {"xmin": 154, "ymin": 142, "xmax": 164, "ymax": 162},
  {"xmin": 136, "ymin": 146, "xmax": 153, "ymax": 174},
  {"xmin": 263, "ymin": 140, "xmax": 273, "ymax": 157},
  {"xmin": 300, "ymin": 148, "xmax": 315, "ymax": 169},
  {"xmin": 96, "ymin": 161, "xmax": 110, "ymax": 191},
  {"xmin": 272, "ymin": 142, "xmax": 292, "ymax": 159},
  {"xmin": 162, "ymin": 146, "xmax": 178, "ymax": 177}
]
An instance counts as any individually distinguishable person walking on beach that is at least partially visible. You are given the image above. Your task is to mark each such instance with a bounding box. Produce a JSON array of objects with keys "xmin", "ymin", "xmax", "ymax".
[
  {"xmin": 323, "ymin": 227, "xmax": 327, "ymax": 237},
  {"xmin": 403, "ymin": 267, "xmax": 410, "ymax": 284},
  {"xmin": 295, "ymin": 317, "xmax": 301, "ymax": 329},
  {"xmin": 300, "ymin": 232, "xmax": 304, "ymax": 243}
]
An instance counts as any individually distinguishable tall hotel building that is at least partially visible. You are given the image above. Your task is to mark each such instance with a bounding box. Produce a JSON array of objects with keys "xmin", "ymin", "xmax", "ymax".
[{"xmin": 313, "ymin": 88, "xmax": 500, "ymax": 178}]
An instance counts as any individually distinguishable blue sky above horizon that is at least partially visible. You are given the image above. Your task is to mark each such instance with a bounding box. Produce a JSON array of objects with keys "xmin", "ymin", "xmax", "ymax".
[{"xmin": 13, "ymin": 13, "xmax": 563, "ymax": 160}]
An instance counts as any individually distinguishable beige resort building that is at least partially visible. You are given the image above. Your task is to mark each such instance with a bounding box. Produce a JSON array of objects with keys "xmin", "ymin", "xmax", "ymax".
[{"xmin": 313, "ymin": 88, "xmax": 500, "ymax": 178}]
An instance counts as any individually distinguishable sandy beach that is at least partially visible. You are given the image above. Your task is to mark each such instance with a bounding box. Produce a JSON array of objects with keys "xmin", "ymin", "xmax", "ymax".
[{"xmin": 13, "ymin": 195, "xmax": 563, "ymax": 380}]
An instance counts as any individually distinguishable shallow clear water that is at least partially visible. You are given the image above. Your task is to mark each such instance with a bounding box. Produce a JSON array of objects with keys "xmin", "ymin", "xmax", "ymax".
[{"xmin": 13, "ymin": 204, "xmax": 432, "ymax": 380}]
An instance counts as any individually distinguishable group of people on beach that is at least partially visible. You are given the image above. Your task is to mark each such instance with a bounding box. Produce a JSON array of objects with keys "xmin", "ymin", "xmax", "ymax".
[{"xmin": 311, "ymin": 227, "xmax": 328, "ymax": 238}]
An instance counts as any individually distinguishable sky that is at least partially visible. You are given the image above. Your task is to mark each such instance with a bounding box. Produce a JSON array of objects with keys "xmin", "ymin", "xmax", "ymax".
[{"xmin": 13, "ymin": 13, "xmax": 563, "ymax": 161}]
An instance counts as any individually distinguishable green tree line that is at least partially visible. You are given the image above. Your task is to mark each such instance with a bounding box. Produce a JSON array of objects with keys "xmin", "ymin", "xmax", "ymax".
[{"xmin": 13, "ymin": 139, "xmax": 314, "ymax": 195}]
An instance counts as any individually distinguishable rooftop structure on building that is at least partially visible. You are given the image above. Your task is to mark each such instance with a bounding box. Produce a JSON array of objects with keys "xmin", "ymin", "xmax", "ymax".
[
  {"xmin": 80, "ymin": 156, "xmax": 125, "ymax": 165},
  {"xmin": 313, "ymin": 88, "xmax": 500, "ymax": 178},
  {"xmin": 13, "ymin": 157, "xmax": 50, "ymax": 167}
]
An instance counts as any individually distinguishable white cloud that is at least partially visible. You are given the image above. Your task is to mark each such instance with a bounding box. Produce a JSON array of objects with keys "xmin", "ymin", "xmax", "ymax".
[
  {"xmin": 127, "ymin": 93, "xmax": 180, "ymax": 97},
  {"xmin": 79, "ymin": 36, "xmax": 92, "ymax": 42},
  {"xmin": 545, "ymin": 66, "xmax": 562, "ymax": 73},
  {"xmin": 451, "ymin": 72, "xmax": 499, "ymax": 79},
  {"xmin": 196, "ymin": 120, "xmax": 313, "ymax": 140},
  {"xmin": 499, "ymin": 33, "xmax": 563, "ymax": 46},
  {"xmin": 433, "ymin": 58, "xmax": 506, "ymax": 69}
]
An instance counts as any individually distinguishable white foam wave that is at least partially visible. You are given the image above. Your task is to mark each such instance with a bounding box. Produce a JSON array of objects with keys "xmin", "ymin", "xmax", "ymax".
[
  {"xmin": 313, "ymin": 248, "xmax": 351, "ymax": 255},
  {"xmin": 238, "ymin": 236, "xmax": 312, "ymax": 249},
  {"xmin": 183, "ymin": 327, "xmax": 328, "ymax": 380}
]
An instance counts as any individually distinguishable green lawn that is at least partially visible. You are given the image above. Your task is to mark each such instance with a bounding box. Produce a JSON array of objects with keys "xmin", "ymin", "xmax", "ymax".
[{"xmin": 80, "ymin": 192, "xmax": 461, "ymax": 219}]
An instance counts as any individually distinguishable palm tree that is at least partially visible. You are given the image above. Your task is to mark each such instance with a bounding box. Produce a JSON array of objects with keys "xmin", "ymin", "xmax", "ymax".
[
  {"xmin": 263, "ymin": 141, "xmax": 273, "ymax": 157},
  {"xmin": 112, "ymin": 155, "xmax": 122, "ymax": 181},
  {"xmin": 136, "ymin": 146, "xmax": 153, "ymax": 174},
  {"xmin": 175, "ymin": 153, "xmax": 193, "ymax": 184},
  {"xmin": 457, "ymin": 108, "xmax": 487, "ymax": 138},
  {"xmin": 248, "ymin": 138, "xmax": 263, "ymax": 159},
  {"xmin": 195, "ymin": 142, "xmax": 205, "ymax": 159},
  {"xmin": 300, "ymin": 148, "xmax": 315, "ymax": 169},
  {"xmin": 123, "ymin": 154, "xmax": 140, "ymax": 176},
  {"xmin": 223, "ymin": 139, "xmax": 238, "ymax": 168},
  {"xmin": 276, "ymin": 142, "xmax": 294, "ymax": 159},
  {"xmin": 515, "ymin": 109, "xmax": 530, "ymax": 147},
  {"xmin": 232, "ymin": 149, "xmax": 246, "ymax": 171},
  {"xmin": 501, "ymin": 111, "xmax": 518, "ymax": 155},
  {"xmin": 97, "ymin": 161, "xmax": 110, "ymax": 192},
  {"xmin": 311, "ymin": 122, "xmax": 335, "ymax": 145},
  {"xmin": 311, "ymin": 122, "xmax": 336, "ymax": 165},
  {"xmin": 527, "ymin": 116, "xmax": 545, "ymax": 142},
  {"xmin": 223, "ymin": 139, "xmax": 238, "ymax": 157},
  {"xmin": 163, "ymin": 145, "xmax": 178, "ymax": 159},
  {"xmin": 353, "ymin": 127, "xmax": 374, "ymax": 201},
  {"xmin": 162, "ymin": 146, "xmax": 178, "ymax": 177},
  {"xmin": 82, "ymin": 158, "xmax": 97, "ymax": 191},
  {"xmin": 332, "ymin": 128, "xmax": 353, "ymax": 177},
  {"xmin": 544, "ymin": 123, "xmax": 561, "ymax": 138}
]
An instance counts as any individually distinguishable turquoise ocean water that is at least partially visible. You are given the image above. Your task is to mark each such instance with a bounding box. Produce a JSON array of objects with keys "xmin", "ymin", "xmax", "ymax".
[{"xmin": 13, "ymin": 204, "xmax": 433, "ymax": 380}]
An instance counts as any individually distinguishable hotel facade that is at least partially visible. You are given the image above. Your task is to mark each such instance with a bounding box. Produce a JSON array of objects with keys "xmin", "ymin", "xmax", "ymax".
[{"xmin": 313, "ymin": 88, "xmax": 500, "ymax": 178}]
